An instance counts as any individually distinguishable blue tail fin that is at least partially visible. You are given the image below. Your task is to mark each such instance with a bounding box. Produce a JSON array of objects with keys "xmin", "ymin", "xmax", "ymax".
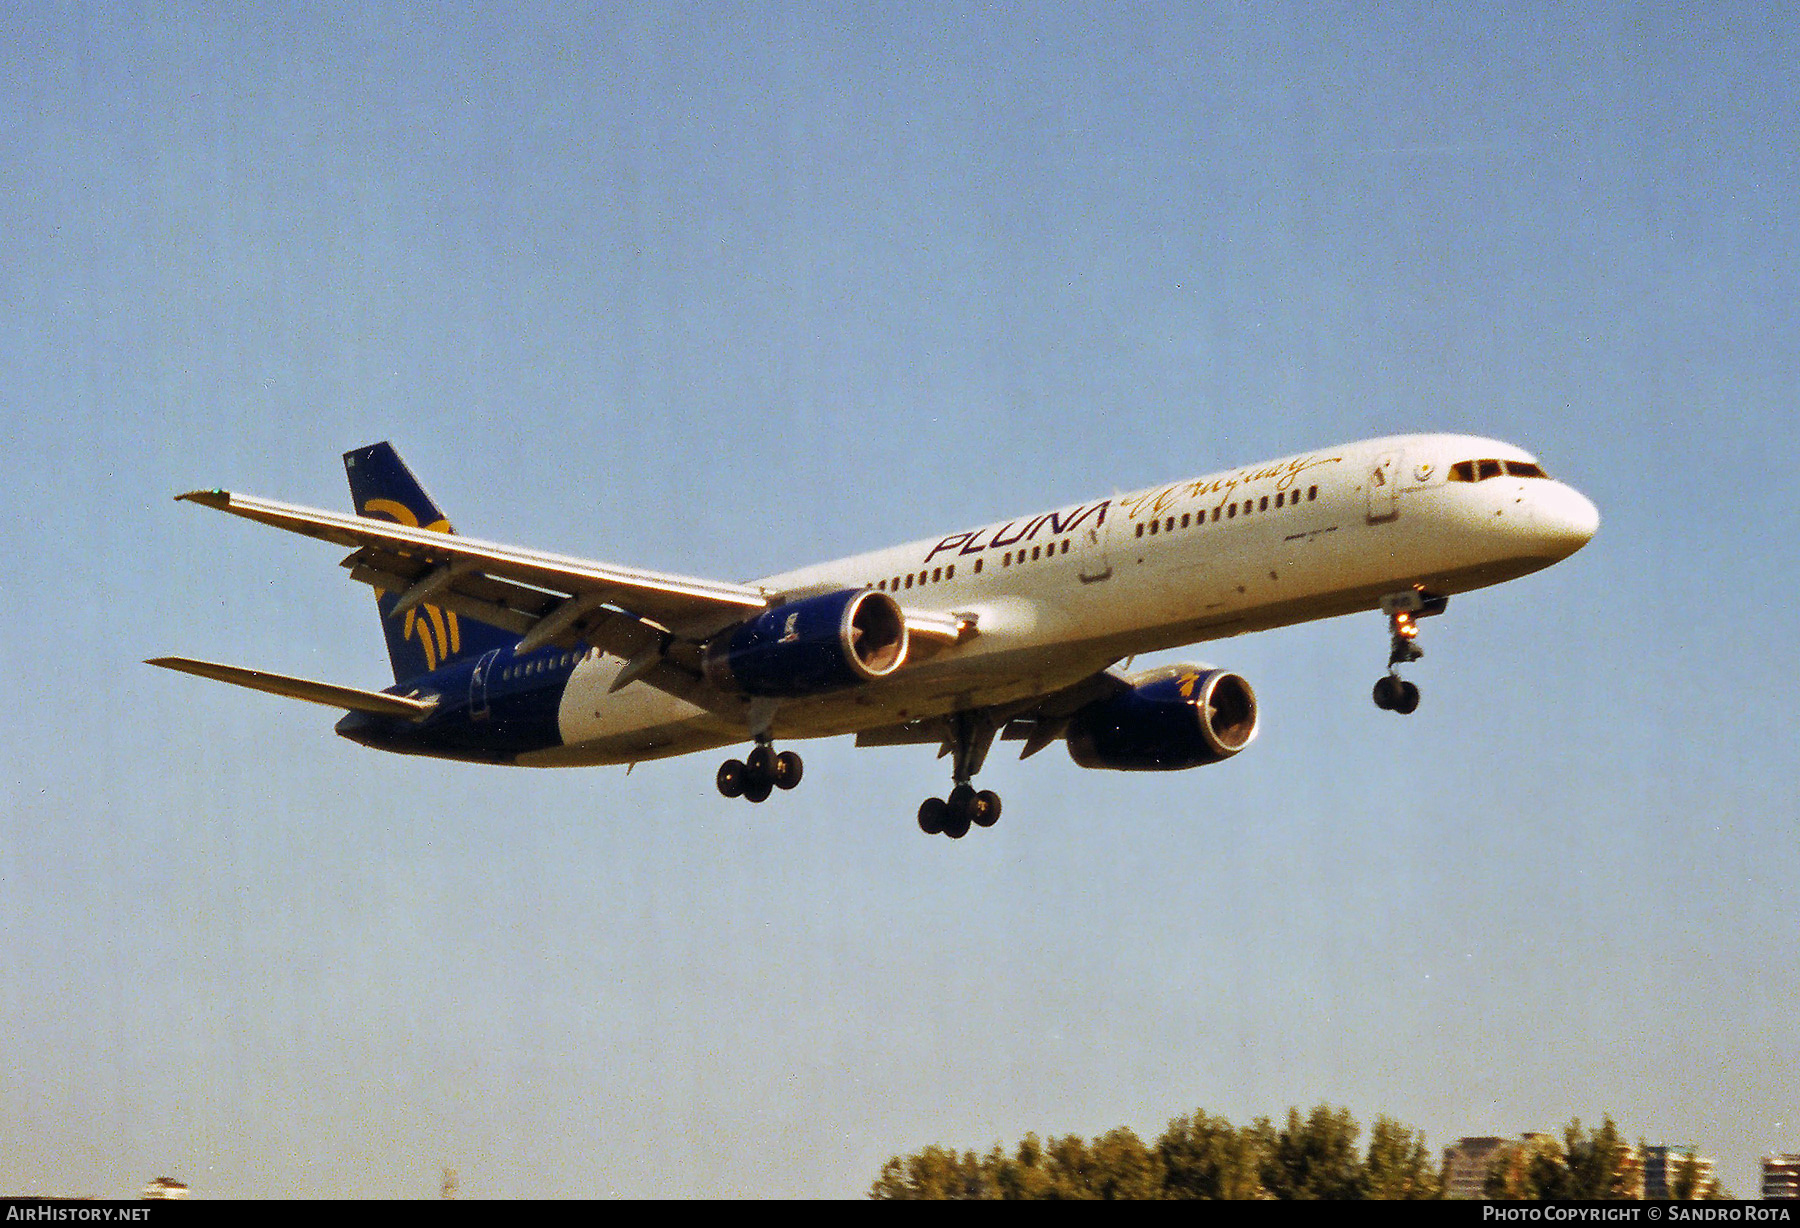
[{"xmin": 344, "ymin": 442, "xmax": 515, "ymax": 683}]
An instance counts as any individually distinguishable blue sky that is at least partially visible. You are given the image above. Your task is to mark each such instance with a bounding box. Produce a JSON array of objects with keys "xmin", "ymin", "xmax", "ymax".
[{"xmin": 3, "ymin": 2, "xmax": 1795, "ymax": 1198}]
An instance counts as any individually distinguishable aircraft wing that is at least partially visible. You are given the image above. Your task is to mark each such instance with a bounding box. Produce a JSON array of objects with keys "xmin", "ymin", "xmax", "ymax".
[
  {"xmin": 178, "ymin": 488, "xmax": 769, "ymax": 650},
  {"xmin": 175, "ymin": 489, "xmax": 969, "ymax": 671},
  {"xmin": 854, "ymin": 668, "xmax": 1128, "ymax": 763}
]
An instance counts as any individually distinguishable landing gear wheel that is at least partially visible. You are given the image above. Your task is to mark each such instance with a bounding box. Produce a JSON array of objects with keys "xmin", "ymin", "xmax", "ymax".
[
  {"xmin": 746, "ymin": 745, "xmax": 775, "ymax": 779},
  {"xmin": 943, "ymin": 785, "xmax": 977, "ymax": 840},
  {"xmin": 1393, "ymin": 679, "xmax": 1421, "ymax": 715},
  {"xmin": 716, "ymin": 759, "xmax": 746, "ymax": 799},
  {"xmin": 972, "ymin": 790, "xmax": 1002, "ymax": 828},
  {"xmin": 774, "ymin": 750, "xmax": 804, "ymax": 790},
  {"xmin": 1373, "ymin": 675, "xmax": 1402, "ymax": 711},
  {"xmin": 742, "ymin": 773, "xmax": 773, "ymax": 803},
  {"xmin": 917, "ymin": 797, "xmax": 948, "ymax": 835},
  {"xmin": 948, "ymin": 783, "xmax": 976, "ymax": 817},
  {"xmin": 1372, "ymin": 675, "xmax": 1421, "ymax": 715}
]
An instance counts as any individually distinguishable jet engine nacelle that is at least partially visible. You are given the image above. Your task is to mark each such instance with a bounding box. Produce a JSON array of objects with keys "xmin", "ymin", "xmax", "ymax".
[
  {"xmin": 1066, "ymin": 666, "xmax": 1259, "ymax": 771},
  {"xmin": 702, "ymin": 588, "xmax": 908, "ymax": 697}
]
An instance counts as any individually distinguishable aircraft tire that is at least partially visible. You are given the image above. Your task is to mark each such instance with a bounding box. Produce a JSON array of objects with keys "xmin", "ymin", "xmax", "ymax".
[
  {"xmin": 1372, "ymin": 675, "xmax": 1401, "ymax": 710},
  {"xmin": 972, "ymin": 790, "xmax": 1002, "ymax": 828},
  {"xmin": 1394, "ymin": 680, "xmax": 1421, "ymax": 715},
  {"xmin": 717, "ymin": 759, "xmax": 746, "ymax": 799},
  {"xmin": 774, "ymin": 750, "xmax": 804, "ymax": 790},
  {"xmin": 742, "ymin": 775, "xmax": 774, "ymax": 804},
  {"xmin": 918, "ymin": 797, "xmax": 948, "ymax": 835}
]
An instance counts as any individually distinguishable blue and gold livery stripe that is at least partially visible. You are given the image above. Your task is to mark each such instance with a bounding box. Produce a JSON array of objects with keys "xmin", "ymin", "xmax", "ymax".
[{"xmin": 361, "ymin": 498, "xmax": 462, "ymax": 672}]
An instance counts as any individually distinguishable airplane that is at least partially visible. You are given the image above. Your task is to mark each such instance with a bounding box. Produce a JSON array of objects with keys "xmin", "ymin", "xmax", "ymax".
[{"xmin": 149, "ymin": 434, "xmax": 1598, "ymax": 838}]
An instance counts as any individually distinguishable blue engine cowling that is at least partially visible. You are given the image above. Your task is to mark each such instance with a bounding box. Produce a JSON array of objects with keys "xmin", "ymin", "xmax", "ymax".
[
  {"xmin": 702, "ymin": 588, "xmax": 909, "ymax": 697},
  {"xmin": 1065, "ymin": 665, "xmax": 1259, "ymax": 771}
]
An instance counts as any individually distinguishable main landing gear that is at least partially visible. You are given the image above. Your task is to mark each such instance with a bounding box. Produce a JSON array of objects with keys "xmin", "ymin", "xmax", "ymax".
[
  {"xmin": 1372, "ymin": 590, "xmax": 1447, "ymax": 716},
  {"xmin": 916, "ymin": 711, "xmax": 1002, "ymax": 839},
  {"xmin": 716, "ymin": 743, "xmax": 803, "ymax": 804},
  {"xmin": 918, "ymin": 785, "xmax": 1002, "ymax": 840}
]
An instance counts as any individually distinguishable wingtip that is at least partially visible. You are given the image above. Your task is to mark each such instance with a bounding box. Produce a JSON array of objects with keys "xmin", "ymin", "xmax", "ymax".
[{"xmin": 175, "ymin": 489, "xmax": 231, "ymax": 508}]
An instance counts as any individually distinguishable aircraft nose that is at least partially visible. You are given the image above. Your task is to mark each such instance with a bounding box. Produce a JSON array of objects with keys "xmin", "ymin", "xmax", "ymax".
[{"xmin": 1533, "ymin": 484, "xmax": 1600, "ymax": 557}]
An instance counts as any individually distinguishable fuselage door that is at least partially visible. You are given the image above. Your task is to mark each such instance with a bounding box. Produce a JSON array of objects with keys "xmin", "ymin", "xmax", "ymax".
[
  {"xmin": 470, "ymin": 648, "xmax": 500, "ymax": 720},
  {"xmin": 1366, "ymin": 451, "xmax": 1402, "ymax": 522},
  {"xmin": 1077, "ymin": 505, "xmax": 1115, "ymax": 583}
]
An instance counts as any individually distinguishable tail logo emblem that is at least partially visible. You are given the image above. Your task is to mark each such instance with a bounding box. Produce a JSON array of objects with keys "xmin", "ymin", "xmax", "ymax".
[{"xmin": 362, "ymin": 498, "xmax": 462, "ymax": 671}]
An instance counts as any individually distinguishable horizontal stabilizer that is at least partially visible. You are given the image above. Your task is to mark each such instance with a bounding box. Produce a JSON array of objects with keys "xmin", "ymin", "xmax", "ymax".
[{"xmin": 145, "ymin": 656, "xmax": 439, "ymax": 720}]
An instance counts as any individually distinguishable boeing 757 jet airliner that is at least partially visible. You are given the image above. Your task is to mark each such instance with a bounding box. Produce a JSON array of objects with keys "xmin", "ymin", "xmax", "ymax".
[{"xmin": 151, "ymin": 435, "xmax": 1597, "ymax": 838}]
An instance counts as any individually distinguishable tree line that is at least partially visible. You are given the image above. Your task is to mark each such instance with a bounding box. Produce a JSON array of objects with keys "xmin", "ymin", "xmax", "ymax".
[
  {"xmin": 871, "ymin": 1105, "xmax": 1435, "ymax": 1200},
  {"xmin": 870, "ymin": 1106, "xmax": 1726, "ymax": 1200}
]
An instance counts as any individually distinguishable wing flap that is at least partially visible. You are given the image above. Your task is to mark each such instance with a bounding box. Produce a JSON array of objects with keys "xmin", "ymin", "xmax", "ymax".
[{"xmin": 146, "ymin": 656, "xmax": 440, "ymax": 720}]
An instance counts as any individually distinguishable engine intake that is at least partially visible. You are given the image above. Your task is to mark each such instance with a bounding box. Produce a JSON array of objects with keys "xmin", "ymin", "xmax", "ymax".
[
  {"xmin": 703, "ymin": 588, "xmax": 908, "ymax": 697},
  {"xmin": 1066, "ymin": 666, "xmax": 1258, "ymax": 771}
]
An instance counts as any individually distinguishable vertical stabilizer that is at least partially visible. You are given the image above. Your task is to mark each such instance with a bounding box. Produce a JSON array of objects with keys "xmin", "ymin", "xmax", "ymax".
[{"xmin": 344, "ymin": 442, "xmax": 515, "ymax": 683}]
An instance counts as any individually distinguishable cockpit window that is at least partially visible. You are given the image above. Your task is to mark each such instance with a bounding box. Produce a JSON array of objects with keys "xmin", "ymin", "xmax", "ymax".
[{"xmin": 1449, "ymin": 458, "xmax": 1552, "ymax": 482}]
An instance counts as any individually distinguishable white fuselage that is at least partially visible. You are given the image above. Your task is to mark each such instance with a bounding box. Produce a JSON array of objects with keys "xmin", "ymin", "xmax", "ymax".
[{"xmin": 535, "ymin": 433, "xmax": 1598, "ymax": 766}]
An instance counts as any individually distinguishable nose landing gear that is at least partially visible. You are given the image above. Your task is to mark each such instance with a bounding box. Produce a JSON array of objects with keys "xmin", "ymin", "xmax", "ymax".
[
  {"xmin": 1372, "ymin": 671, "xmax": 1421, "ymax": 715},
  {"xmin": 1372, "ymin": 590, "xmax": 1446, "ymax": 715}
]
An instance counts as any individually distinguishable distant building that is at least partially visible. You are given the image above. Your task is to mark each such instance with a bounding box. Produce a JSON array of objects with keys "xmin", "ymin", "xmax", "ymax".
[
  {"xmin": 1765, "ymin": 1154, "xmax": 1800, "ymax": 1200},
  {"xmin": 1444, "ymin": 1134, "xmax": 1569, "ymax": 1199},
  {"xmin": 1443, "ymin": 1137, "xmax": 1515, "ymax": 1200},
  {"xmin": 1640, "ymin": 1145, "xmax": 1717, "ymax": 1200},
  {"xmin": 141, "ymin": 1176, "xmax": 188, "ymax": 1199}
]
